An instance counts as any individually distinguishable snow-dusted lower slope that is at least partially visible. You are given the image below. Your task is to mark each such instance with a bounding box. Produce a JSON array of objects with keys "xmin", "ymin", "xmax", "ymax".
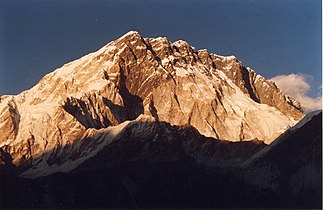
[
  {"xmin": 0, "ymin": 31, "xmax": 304, "ymax": 173},
  {"xmin": 20, "ymin": 119, "xmax": 132, "ymax": 178},
  {"xmin": 19, "ymin": 114, "xmax": 267, "ymax": 178}
]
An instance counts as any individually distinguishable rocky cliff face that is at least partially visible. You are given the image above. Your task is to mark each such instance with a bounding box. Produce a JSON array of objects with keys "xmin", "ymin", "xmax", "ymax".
[{"xmin": 0, "ymin": 31, "xmax": 304, "ymax": 176}]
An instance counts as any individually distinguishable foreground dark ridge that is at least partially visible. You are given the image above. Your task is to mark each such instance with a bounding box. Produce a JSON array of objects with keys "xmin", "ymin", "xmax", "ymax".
[{"xmin": 0, "ymin": 111, "xmax": 321, "ymax": 209}]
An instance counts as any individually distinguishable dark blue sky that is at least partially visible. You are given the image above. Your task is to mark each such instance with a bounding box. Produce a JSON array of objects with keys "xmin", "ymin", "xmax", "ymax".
[{"xmin": 0, "ymin": 0, "xmax": 321, "ymax": 97}]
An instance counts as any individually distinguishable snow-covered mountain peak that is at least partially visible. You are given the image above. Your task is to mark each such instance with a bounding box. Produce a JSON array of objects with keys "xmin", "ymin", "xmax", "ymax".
[
  {"xmin": 117, "ymin": 30, "xmax": 140, "ymax": 39},
  {"xmin": 0, "ymin": 31, "xmax": 305, "ymax": 177}
]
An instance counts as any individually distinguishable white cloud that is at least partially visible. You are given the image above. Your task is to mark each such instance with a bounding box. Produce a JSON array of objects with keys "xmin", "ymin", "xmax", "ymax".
[{"xmin": 270, "ymin": 73, "xmax": 322, "ymax": 112}]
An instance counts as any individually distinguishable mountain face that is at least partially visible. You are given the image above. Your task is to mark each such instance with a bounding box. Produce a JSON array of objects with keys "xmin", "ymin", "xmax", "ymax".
[{"xmin": 0, "ymin": 31, "xmax": 304, "ymax": 176}]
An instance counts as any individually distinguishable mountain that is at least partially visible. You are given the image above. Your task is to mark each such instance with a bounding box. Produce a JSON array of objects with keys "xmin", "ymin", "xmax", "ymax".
[{"xmin": 0, "ymin": 31, "xmax": 304, "ymax": 177}]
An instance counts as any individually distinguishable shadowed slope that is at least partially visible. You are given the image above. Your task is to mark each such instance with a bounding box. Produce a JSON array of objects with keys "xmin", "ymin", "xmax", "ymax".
[{"xmin": 1, "ymin": 112, "xmax": 321, "ymax": 209}]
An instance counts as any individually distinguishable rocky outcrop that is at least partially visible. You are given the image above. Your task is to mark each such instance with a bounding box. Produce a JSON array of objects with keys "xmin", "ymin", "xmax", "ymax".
[{"xmin": 0, "ymin": 31, "xmax": 304, "ymax": 174}]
